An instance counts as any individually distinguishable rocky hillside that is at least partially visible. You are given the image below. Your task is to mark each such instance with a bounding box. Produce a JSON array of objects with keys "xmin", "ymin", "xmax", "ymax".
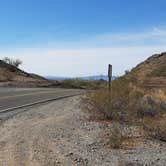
[
  {"xmin": 128, "ymin": 52, "xmax": 166, "ymax": 88},
  {"xmin": 0, "ymin": 60, "xmax": 52, "ymax": 87}
]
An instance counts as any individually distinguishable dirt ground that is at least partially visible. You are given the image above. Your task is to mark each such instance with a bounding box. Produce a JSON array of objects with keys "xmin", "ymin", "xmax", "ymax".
[{"xmin": 0, "ymin": 97, "xmax": 165, "ymax": 166}]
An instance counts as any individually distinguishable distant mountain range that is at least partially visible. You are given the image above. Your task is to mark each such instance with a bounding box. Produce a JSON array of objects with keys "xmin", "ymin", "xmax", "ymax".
[{"xmin": 45, "ymin": 75, "xmax": 116, "ymax": 81}]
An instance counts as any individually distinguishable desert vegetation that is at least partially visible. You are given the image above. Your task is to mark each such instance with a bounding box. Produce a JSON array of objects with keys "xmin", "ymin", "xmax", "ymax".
[
  {"xmin": 58, "ymin": 78, "xmax": 107, "ymax": 90},
  {"xmin": 82, "ymin": 54, "xmax": 166, "ymax": 148},
  {"xmin": 2, "ymin": 57, "xmax": 22, "ymax": 68},
  {"xmin": 148, "ymin": 66, "xmax": 166, "ymax": 77}
]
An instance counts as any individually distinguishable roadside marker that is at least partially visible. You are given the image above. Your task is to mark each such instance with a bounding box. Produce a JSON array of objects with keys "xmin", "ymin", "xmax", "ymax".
[{"xmin": 108, "ymin": 64, "xmax": 112, "ymax": 102}]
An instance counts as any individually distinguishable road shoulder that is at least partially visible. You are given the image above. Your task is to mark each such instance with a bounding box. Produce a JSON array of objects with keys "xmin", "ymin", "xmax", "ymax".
[{"xmin": 0, "ymin": 96, "xmax": 165, "ymax": 166}]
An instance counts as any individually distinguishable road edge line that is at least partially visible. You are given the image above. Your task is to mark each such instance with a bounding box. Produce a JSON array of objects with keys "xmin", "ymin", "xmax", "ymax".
[{"xmin": 0, "ymin": 93, "xmax": 81, "ymax": 114}]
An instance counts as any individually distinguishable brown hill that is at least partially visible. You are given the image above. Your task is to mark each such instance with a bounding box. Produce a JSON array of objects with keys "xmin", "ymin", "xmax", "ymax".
[
  {"xmin": 128, "ymin": 52, "xmax": 166, "ymax": 88},
  {"xmin": 0, "ymin": 60, "xmax": 52, "ymax": 87}
]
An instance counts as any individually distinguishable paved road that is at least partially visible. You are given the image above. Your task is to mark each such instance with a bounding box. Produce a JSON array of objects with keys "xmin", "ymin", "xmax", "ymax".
[{"xmin": 0, "ymin": 88, "xmax": 82, "ymax": 112}]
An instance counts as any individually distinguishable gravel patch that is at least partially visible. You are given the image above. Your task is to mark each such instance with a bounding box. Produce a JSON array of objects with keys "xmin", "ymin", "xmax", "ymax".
[{"xmin": 0, "ymin": 96, "xmax": 165, "ymax": 166}]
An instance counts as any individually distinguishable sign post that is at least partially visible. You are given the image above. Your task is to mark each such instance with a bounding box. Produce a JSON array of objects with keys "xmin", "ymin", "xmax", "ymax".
[{"xmin": 108, "ymin": 64, "xmax": 112, "ymax": 102}]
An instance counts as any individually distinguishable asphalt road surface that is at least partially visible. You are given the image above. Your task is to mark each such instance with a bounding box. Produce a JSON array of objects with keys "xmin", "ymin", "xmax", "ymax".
[{"xmin": 0, "ymin": 88, "xmax": 82, "ymax": 112}]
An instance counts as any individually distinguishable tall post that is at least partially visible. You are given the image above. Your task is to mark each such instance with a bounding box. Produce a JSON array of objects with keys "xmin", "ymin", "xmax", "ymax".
[{"xmin": 108, "ymin": 64, "xmax": 112, "ymax": 103}]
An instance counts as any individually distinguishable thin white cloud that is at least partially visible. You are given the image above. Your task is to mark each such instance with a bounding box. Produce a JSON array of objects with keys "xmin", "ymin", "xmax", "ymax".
[
  {"xmin": 0, "ymin": 27, "xmax": 166, "ymax": 76},
  {"xmin": 87, "ymin": 27, "xmax": 166, "ymax": 47},
  {"xmin": 43, "ymin": 27, "xmax": 166, "ymax": 48}
]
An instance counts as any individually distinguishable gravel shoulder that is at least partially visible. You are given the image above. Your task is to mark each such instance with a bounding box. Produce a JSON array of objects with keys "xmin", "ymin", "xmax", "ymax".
[{"xmin": 0, "ymin": 96, "xmax": 165, "ymax": 166}]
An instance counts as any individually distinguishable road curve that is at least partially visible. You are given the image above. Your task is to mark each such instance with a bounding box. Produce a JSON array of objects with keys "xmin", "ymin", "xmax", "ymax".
[{"xmin": 0, "ymin": 88, "xmax": 82, "ymax": 112}]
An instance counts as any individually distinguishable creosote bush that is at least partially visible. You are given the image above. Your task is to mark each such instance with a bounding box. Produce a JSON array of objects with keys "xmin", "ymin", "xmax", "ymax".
[
  {"xmin": 136, "ymin": 95, "xmax": 159, "ymax": 117},
  {"xmin": 108, "ymin": 123, "xmax": 126, "ymax": 148},
  {"xmin": 143, "ymin": 117, "xmax": 166, "ymax": 142},
  {"xmin": 82, "ymin": 88, "xmax": 125, "ymax": 120}
]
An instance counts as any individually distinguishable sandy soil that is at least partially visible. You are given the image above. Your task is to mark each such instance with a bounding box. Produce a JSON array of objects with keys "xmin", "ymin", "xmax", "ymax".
[{"xmin": 0, "ymin": 97, "xmax": 165, "ymax": 166}]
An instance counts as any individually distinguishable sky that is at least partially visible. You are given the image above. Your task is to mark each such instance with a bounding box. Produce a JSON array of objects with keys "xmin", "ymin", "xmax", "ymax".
[{"xmin": 0, "ymin": 0, "xmax": 166, "ymax": 77}]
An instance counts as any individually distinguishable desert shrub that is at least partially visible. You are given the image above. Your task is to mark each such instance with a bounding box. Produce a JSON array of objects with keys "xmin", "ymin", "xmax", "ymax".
[
  {"xmin": 82, "ymin": 89, "xmax": 113, "ymax": 119},
  {"xmin": 82, "ymin": 76, "xmax": 145, "ymax": 121},
  {"xmin": 128, "ymin": 89, "xmax": 144, "ymax": 109},
  {"xmin": 136, "ymin": 95, "xmax": 159, "ymax": 118},
  {"xmin": 106, "ymin": 76, "xmax": 142, "ymax": 115},
  {"xmin": 152, "ymin": 90, "xmax": 166, "ymax": 113},
  {"xmin": 2, "ymin": 57, "xmax": 22, "ymax": 68},
  {"xmin": 143, "ymin": 117, "xmax": 166, "ymax": 142},
  {"xmin": 111, "ymin": 77, "xmax": 130, "ymax": 103},
  {"xmin": 151, "ymin": 89, "xmax": 166, "ymax": 101},
  {"xmin": 148, "ymin": 66, "xmax": 166, "ymax": 77},
  {"xmin": 160, "ymin": 102, "xmax": 166, "ymax": 112},
  {"xmin": 108, "ymin": 123, "xmax": 126, "ymax": 148}
]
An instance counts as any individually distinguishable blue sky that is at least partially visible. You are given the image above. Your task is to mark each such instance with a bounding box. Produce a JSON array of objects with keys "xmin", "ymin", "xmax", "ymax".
[{"xmin": 0, "ymin": 0, "xmax": 166, "ymax": 76}]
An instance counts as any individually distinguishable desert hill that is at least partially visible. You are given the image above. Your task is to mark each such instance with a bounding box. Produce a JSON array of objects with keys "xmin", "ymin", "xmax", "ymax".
[
  {"xmin": 0, "ymin": 60, "xmax": 52, "ymax": 87},
  {"xmin": 127, "ymin": 52, "xmax": 166, "ymax": 88}
]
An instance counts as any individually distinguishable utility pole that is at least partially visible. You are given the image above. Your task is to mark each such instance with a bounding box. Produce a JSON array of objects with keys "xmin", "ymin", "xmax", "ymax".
[{"xmin": 108, "ymin": 64, "xmax": 112, "ymax": 102}]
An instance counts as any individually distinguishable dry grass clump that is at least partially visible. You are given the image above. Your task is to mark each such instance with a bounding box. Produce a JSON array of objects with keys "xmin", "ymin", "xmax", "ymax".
[
  {"xmin": 143, "ymin": 117, "xmax": 166, "ymax": 142},
  {"xmin": 82, "ymin": 88, "xmax": 123, "ymax": 120},
  {"xmin": 152, "ymin": 89, "xmax": 166, "ymax": 101},
  {"xmin": 108, "ymin": 123, "xmax": 126, "ymax": 148},
  {"xmin": 152, "ymin": 90, "xmax": 166, "ymax": 113},
  {"xmin": 106, "ymin": 122, "xmax": 142, "ymax": 149},
  {"xmin": 82, "ymin": 76, "xmax": 147, "ymax": 121},
  {"xmin": 82, "ymin": 89, "xmax": 111, "ymax": 119},
  {"xmin": 135, "ymin": 95, "xmax": 160, "ymax": 118}
]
